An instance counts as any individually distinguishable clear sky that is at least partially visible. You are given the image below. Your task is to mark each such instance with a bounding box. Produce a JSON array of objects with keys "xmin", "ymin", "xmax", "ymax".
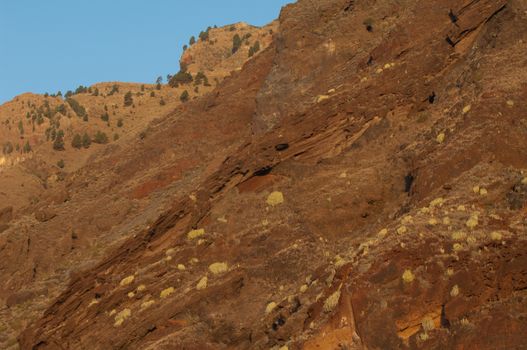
[{"xmin": 0, "ymin": 0, "xmax": 293, "ymax": 104}]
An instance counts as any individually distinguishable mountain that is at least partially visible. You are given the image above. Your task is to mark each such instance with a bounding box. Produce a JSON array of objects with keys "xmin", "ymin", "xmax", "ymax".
[{"xmin": 2, "ymin": 0, "xmax": 527, "ymax": 349}]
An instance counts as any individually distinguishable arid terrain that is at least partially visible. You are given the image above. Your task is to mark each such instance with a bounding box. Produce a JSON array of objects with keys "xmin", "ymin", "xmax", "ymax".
[{"xmin": 1, "ymin": 0, "xmax": 527, "ymax": 349}]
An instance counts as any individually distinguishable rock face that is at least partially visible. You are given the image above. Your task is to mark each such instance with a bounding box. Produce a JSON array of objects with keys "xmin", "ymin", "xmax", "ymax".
[{"xmin": 2, "ymin": 0, "xmax": 527, "ymax": 349}]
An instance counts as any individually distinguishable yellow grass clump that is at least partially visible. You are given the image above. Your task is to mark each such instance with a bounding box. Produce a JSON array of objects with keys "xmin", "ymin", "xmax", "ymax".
[
  {"xmin": 141, "ymin": 300, "xmax": 155, "ymax": 310},
  {"xmin": 209, "ymin": 262, "xmax": 228, "ymax": 274},
  {"xmin": 197, "ymin": 276, "xmax": 208, "ymax": 290},
  {"xmin": 466, "ymin": 215, "xmax": 478, "ymax": 229},
  {"xmin": 160, "ymin": 287, "xmax": 175, "ymax": 299},
  {"xmin": 114, "ymin": 308, "xmax": 131, "ymax": 327},
  {"xmin": 402, "ymin": 269, "xmax": 415, "ymax": 283},
  {"xmin": 450, "ymin": 284, "xmax": 460, "ymax": 297},
  {"xmin": 187, "ymin": 228, "xmax": 205, "ymax": 240},
  {"xmin": 323, "ymin": 289, "xmax": 341, "ymax": 312},
  {"xmin": 397, "ymin": 226, "xmax": 407, "ymax": 234},
  {"xmin": 266, "ymin": 301, "xmax": 277, "ymax": 314},
  {"xmin": 120, "ymin": 275, "xmax": 135, "ymax": 286},
  {"xmin": 490, "ymin": 231, "xmax": 502, "ymax": 241},
  {"xmin": 267, "ymin": 191, "xmax": 284, "ymax": 206}
]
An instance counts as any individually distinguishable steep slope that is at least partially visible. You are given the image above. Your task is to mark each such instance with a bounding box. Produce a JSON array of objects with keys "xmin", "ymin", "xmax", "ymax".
[
  {"xmin": 5, "ymin": 0, "xmax": 527, "ymax": 349},
  {"xmin": 0, "ymin": 23, "xmax": 275, "ymax": 349}
]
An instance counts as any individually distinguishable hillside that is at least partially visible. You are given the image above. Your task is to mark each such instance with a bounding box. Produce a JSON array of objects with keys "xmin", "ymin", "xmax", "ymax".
[
  {"xmin": 0, "ymin": 21, "xmax": 275, "ymax": 348},
  {"xmin": 3, "ymin": 0, "xmax": 527, "ymax": 349}
]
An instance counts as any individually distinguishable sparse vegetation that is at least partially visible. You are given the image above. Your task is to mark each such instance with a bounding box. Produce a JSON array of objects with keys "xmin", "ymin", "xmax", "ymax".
[
  {"xmin": 169, "ymin": 64, "xmax": 193, "ymax": 87},
  {"xmin": 53, "ymin": 130, "xmax": 65, "ymax": 151},
  {"xmin": 117, "ymin": 118, "xmax": 123, "ymax": 127},
  {"xmin": 57, "ymin": 159, "xmax": 65, "ymax": 168},
  {"xmin": 159, "ymin": 98, "xmax": 166, "ymax": 106},
  {"xmin": 107, "ymin": 84, "xmax": 119, "ymax": 96},
  {"xmin": 266, "ymin": 191, "xmax": 284, "ymax": 206},
  {"xmin": 2, "ymin": 142, "xmax": 14, "ymax": 155},
  {"xmin": 23, "ymin": 141, "xmax": 31, "ymax": 153},
  {"xmin": 248, "ymin": 41, "xmax": 260, "ymax": 57},
  {"xmin": 187, "ymin": 228, "xmax": 205, "ymax": 240},
  {"xmin": 232, "ymin": 34, "xmax": 242, "ymax": 54},
  {"xmin": 82, "ymin": 132, "xmax": 92, "ymax": 148},
  {"xmin": 71, "ymin": 134, "xmax": 82, "ymax": 149},
  {"xmin": 124, "ymin": 91, "xmax": 134, "ymax": 107},
  {"xmin": 209, "ymin": 262, "xmax": 228, "ymax": 274},
  {"xmin": 93, "ymin": 131, "xmax": 109, "ymax": 144},
  {"xmin": 66, "ymin": 98, "xmax": 87, "ymax": 118},
  {"xmin": 180, "ymin": 90, "xmax": 189, "ymax": 102},
  {"xmin": 189, "ymin": 36, "xmax": 196, "ymax": 45}
]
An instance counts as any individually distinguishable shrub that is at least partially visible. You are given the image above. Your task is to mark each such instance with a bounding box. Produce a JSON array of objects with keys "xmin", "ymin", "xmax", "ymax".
[
  {"xmin": 189, "ymin": 36, "xmax": 196, "ymax": 45},
  {"xmin": 156, "ymin": 83, "xmax": 161, "ymax": 90},
  {"xmin": 53, "ymin": 130, "xmax": 65, "ymax": 151},
  {"xmin": 232, "ymin": 34, "xmax": 242, "ymax": 54},
  {"xmin": 71, "ymin": 133, "xmax": 82, "ymax": 149},
  {"xmin": 159, "ymin": 98, "xmax": 166, "ymax": 106},
  {"xmin": 107, "ymin": 84, "xmax": 119, "ymax": 96},
  {"xmin": 66, "ymin": 98, "xmax": 87, "ymax": 118},
  {"xmin": 113, "ymin": 133, "xmax": 119, "ymax": 141},
  {"xmin": 101, "ymin": 112, "xmax": 109, "ymax": 122},
  {"xmin": 18, "ymin": 120, "xmax": 24, "ymax": 135},
  {"xmin": 92, "ymin": 87, "xmax": 99, "ymax": 96},
  {"xmin": 75, "ymin": 85, "xmax": 88, "ymax": 94},
  {"xmin": 249, "ymin": 41, "xmax": 260, "ymax": 57},
  {"xmin": 23, "ymin": 141, "xmax": 31, "ymax": 153},
  {"xmin": 93, "ymin": 131, "xmax": 109, "ymax": 144},
  {"xmin": 123, "ymin": 91, "xmax": 133, "ymax": 107},
  {"xmin": 363, "ymin": 18, "xmax": 373, "ymax": 32},
  {"xmin": 229, "ymin": 25, "xmax": 236, "ymax": 31},
  {"xmin": 150, "ymin": 91, "xmax": 155, "ymax": 97},
  {"xmin": 168, "ymin": 64, "xmax": 193, "ymax": 87},
  {"xmin": 180, "ymin": 90, "xmax": 189, "ymax": 102},
  {"xmin": 57, "ymin": 159, "xmax": 65, "ymax": 168},
  {"xmin": 3, "ymin": 142, "xmax": 13, "ymax": 154},
  {"xmin": 183, "ymin": 44, "xmax": 188, "ymax": 51},
  {"xmin": 199, "ymin": 30, "xmax": 209, "ymax": 41},
  {"xmin": 82, "ymin": 132, "xmax": 91, "ymax": 148},
  {"xmin": 117, "ymin": 118, "xmax": 123, "ymax": 127},
  {"xmin": 209, "ymin": 262, "xmax": 228, "ymax": 274}
]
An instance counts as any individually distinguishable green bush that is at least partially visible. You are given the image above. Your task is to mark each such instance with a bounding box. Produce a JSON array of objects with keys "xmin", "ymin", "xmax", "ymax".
[
  {"xmin": 168, "ymin": 64, "xmax": 193, "ymax": 87},
  {"xmin": 23, "ymin": 141, "xmax": 31, "ymax": 153},
  {"xmin": 108, "ymin": 84, "xmax": 119, "ymax": 96},
  {"xmin": 93, "ymin": 131, "xmax": 109, "ymax": 144},
  {"xmin": 18, "ymin": 120, "xmax": 24, "ymax": 135},
  {"xmin": 75, "ymin": 85, "xmax": 88, "ymax": 94},
  {"xmin": 82, "ymin": 132, "xmax": 91, "ymax": 148},
  {"xmin": 53, "ymin": 130, "xmax": 65, "ymax": 151},
  {"xmin": 180, "ymin": 90, "xmax": 189, "ymax": 102},
  {"xmin": 124, "ymin": 91, "xmax": 133, "ymax": 107},
  {"xmin": 232, "ymin": 34, "xmax": 242, "ymax": 54},
  {"xmin": 248, "ymin": 41, "xmax": 260, "ymax": 57},
  {"xmin": 71, "ymin": 133, "xmax": 82, "ymax": 149},
  {"xmin": 66, "ymin": 98, "xmax": 87, "ymax": 118}
]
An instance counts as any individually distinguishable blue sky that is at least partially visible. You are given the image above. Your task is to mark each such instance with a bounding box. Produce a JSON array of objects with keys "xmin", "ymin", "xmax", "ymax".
[{"xmin": 0, "ymin": 0, "xmax": 292, "ymax": 104}]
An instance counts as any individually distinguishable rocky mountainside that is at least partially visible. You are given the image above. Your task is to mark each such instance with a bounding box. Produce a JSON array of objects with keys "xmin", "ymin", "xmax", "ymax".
[
  {"xmin": 2, "ymin": 0, "xmax": 527, "ymax": 349},
  {"xmin": 0, "ymin": 22, "xmax": 274, "ymax": 349}
]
